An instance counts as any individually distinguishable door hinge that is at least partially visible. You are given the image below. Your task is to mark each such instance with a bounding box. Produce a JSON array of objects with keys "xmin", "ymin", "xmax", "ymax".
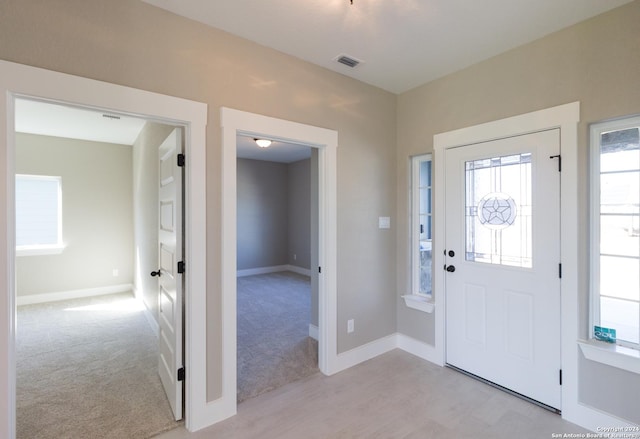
[
  {"xmin": 177, "ymin": 367, "xmax": 185, "ymax": 382},
  {"xmin": 559, "ymin": 369, "xmax": 562, "ymax": 385},
  {"xmin": 178, "ymin": 261, "xmax": 185, "ymax": 274},
  {"xmin": 318, "ymin": 266, "xmax": 322, "ymax": 274},
  {"xmin": 177, "ymin": 153, "xmax": 185, "ymax": 167},
  {"xmin": 559, "ymin": 263, "xmax": 562, "ymax": 279},
  {"xmin": 549, "ymin": 154, "xmax": 561, "ymax": 172}
]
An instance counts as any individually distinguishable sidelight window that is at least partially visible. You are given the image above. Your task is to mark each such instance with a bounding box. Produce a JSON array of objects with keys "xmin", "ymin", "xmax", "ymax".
[
  {"xmin": 590, "ymin": 116, "xmax": 640, "ymax": 348},
  {"xmin": 411, "ymin": 154, "xmax": 432, "ymax": 297}
]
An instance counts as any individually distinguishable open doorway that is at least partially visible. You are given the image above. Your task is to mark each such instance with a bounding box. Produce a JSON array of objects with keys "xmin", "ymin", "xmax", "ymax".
[
  {"xmin": 235, "ymin": 135, "xmax": 319, "ymax": 402},
  {"xmin": 220, "ymin": 107, "xmax": 339, "ymax": 415},
  {"xmin": 0, "ymin": 61, "xmax": 209, "ymax": 437},
  {"xmin": 13, "ymin": 98, "xmax": 182, "ymax": 437}
]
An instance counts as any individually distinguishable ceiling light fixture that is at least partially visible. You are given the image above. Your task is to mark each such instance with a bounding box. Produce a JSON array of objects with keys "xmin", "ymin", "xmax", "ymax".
[{"xmin": 254, "ymin": 138, "xmax": 272, "ymax": 148}]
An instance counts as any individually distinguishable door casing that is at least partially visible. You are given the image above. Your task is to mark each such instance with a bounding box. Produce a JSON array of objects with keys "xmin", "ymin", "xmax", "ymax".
[
  {"xmin": 0, "ymin": 60, "xmax": 207, "ymax": 438},
  {"xmin": 433, "ymin": 102, "xmax": 584, "ymax": 424},
  {"xmin": 443, "ymin": 129, "xmax": 561, "ymax": 409},
  {"xmin": 220, "ymin": 108, "xmax": 339, "ymax": 417}
]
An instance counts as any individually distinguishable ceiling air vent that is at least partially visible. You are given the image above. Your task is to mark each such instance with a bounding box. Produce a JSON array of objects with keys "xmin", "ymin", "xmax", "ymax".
[{"xmin": 334, "ymin": 54, "xmax": 363, "ymax": 69}]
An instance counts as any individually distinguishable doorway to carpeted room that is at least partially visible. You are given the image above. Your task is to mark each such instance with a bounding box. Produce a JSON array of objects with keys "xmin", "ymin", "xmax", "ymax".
[
  {"xmin": 237, "ymin": 271, "xmax": 318, "ymax": 403},
  {"xmin": 16, "ymin": 293, "xmax": 181, "ymax": 438}
]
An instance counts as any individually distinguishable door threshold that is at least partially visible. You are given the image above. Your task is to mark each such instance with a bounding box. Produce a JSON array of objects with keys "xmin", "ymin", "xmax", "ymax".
[{"xmin": 445, "ymin": 363, "xmax": 561, "ymax": 415}]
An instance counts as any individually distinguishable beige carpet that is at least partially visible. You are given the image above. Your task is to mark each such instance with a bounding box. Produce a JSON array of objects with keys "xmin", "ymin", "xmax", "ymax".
[
  {"xmin": 16, "ymin": 293, "xmax": 181, "ymax": 439},
  {"xmin": 237, "ymin": 271, "xmax": 318, "ymax": 403}
]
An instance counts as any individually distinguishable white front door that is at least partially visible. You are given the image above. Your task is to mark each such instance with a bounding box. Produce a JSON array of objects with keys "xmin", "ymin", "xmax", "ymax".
[
  {"xmin": 444, "ymin": 129, "xmax": 561, "ymax": 409},
  {"xmin": 156, "ymin": 128, "xmax": 184, "ymax": 420}
]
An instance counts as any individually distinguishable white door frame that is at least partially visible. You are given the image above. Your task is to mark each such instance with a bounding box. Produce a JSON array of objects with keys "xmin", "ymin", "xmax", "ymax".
[
  {"xmin": 0, "ymin": 60, "xmax": 209, "ymax": 437},
  {"xmin": 433, "ymin": 102, "xmax": 583, "ymax": 422},
  {"xmin": 220, "ymin": 107, "xmax": 339, "ymax": 411}
]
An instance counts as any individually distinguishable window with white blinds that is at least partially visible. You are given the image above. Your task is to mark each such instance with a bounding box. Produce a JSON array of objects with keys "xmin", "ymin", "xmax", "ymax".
[{"xmin": 15, "ymin": 174, "xmax": 63, "ymax": 255}]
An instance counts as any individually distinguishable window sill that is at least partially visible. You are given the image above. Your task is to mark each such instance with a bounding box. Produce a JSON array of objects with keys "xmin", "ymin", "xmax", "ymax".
[
  {"xmin": 578, "ymin": 340, "xmax": 640, "ymax": 375},
  {"xmin": 16, "ymin": 244, "xmax": 65, "ymax": 257},
  {"xmin": 402, "ymin": 294, "xmax": 434, "ymax": 313}
]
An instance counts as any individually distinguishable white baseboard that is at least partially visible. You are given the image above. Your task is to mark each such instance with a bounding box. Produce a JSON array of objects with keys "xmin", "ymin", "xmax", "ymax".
[
  {"xmin": 237, "ymin": 265, "xmax": 288, "ymax": 277},
  {"xmin": 563, "ymin": 402, "xmax": 639, "ymax": 433},
  {"xmin": 332, "ymin": 333, "xmax": 398, "ymax": 374},
  {"xmin": 286, "ymin": 265, "xmax": 312, "ymax": 277},
  {"xmin": 17, "ymin": 283, "xmax": 134, "ymax": 306},
  {"xmin": 331, "ymin": 332, "xmax": 441, "ymax": 375},
  {"xmin": 309, "ymin": 324, "xmax": 319, "ymax": 341},
  {"xmin": 396, "ymin": 333, "xmax": 443, "ymax": 366},
  {"xmin": 237, "ymin": 264, "xmax": 311, "ymax": 278}
]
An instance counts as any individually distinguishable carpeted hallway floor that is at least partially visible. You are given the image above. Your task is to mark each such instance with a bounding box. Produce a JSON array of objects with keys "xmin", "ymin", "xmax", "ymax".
[
  {"xmin": 16, "ymin": 293, "xmax": 181, "ymax": 439},
  {"xmin": 237, "ymin": 271, "xmax": 318, "ymax": 403}
]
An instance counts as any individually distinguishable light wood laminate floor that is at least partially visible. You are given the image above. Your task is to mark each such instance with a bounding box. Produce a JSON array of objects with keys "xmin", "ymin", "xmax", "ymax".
[{"xmin": 156, "ymin": 349, "xmax": 588, "ymax": 438}]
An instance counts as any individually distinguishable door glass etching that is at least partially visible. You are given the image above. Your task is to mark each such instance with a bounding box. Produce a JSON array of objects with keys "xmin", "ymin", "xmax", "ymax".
[{"xmin": 465, "ymin": 153, "xmax": 532, "ymax": 267}]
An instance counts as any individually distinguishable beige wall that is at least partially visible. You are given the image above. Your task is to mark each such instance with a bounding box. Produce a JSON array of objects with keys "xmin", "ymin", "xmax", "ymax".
[
  {"xmin": 16, "ymin": 133, "xmax": 133, "ymax": 297},
  {"xmin": 396, "ymin": 0, "xmax": 640, "ymax": 422},
  {"xmin": 0, "ymin": 0, "xmax": 397, "ymax": 400}
]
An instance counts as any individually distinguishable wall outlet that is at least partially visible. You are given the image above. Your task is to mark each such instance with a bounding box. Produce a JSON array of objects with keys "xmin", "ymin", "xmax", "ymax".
[
  {"xmin": 347, "ymin": 319, "xmax": 354, "ymax": 333},
  {"xmin": 112, "ymin": 269, "xmax": 119, "ymax": 277},
  {"xmin": 293, "ymin": 254, "xmax": 297, "ymax": 261}
]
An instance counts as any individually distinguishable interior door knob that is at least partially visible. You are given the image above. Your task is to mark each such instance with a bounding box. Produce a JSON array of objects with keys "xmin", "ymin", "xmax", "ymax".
[
  {"xmin": 150, "ymin": 270, "xmax": 162, "ymax": 277},
  {"xmin": 446, "ymin": 265, "xmax": 456, "ymax": 273}
]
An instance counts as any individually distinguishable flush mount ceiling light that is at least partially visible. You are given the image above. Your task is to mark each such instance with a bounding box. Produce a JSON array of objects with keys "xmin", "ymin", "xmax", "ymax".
[{"xmin": 254, "ymin": 138, "xmax": 272, "ymax": 148}]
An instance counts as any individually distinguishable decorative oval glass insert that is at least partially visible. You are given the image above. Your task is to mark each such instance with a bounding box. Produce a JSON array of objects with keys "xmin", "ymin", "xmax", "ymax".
[{"xmin": 477, "ymin": 192, "xmax": 517, "ymax": 230}]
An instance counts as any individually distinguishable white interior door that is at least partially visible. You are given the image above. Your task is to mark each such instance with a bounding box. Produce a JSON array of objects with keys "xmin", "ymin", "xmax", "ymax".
[
  {"xmin": 445, "ymin": 129, "xmax": 561, "ymax": 409},
  {"xmin": 155, "ymin": 128, "xmax": 184, "ymax": 420}
]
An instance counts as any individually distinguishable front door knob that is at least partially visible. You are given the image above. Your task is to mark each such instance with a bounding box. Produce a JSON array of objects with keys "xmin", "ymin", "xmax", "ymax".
[
  {"xmin": 150, "ymin": 270, "xmax": 161, "ymax": 277},
  {"xmin": 446, "ymin": 265, "xmax": 456, "ymax": 273}
]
